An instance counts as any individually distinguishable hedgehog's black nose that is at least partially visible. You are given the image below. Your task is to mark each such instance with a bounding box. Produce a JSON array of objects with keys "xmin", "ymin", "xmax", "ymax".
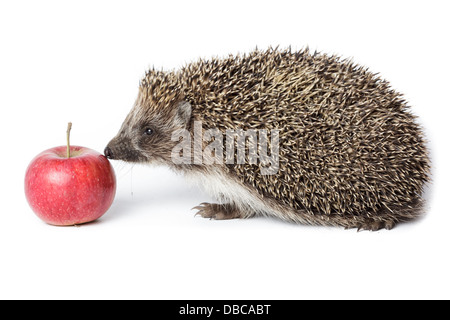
[{"xmin": 104, "ymin": 147, "xmax": 114, "ymax": 159}]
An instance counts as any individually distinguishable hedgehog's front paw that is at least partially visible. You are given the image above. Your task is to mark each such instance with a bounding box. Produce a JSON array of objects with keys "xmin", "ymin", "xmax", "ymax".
[{"xmin": 192, "ymin": 202, "xmax": 242, "ymax": 220}]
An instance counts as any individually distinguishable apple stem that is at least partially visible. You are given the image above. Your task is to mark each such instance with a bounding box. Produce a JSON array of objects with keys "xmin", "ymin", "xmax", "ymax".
[{"xmin": 66, "ymin": 122, "xmax": 72, "ymax": 158}]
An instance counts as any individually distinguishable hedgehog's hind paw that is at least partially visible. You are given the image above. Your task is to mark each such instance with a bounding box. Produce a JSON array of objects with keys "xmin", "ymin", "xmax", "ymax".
[
  {"xmin": 354, "ymin": 218, "xmax": 396, "ymax": 231},
  {"xmin": 192, "ymin": 202, "xmax": 243, "ymax": 220}
]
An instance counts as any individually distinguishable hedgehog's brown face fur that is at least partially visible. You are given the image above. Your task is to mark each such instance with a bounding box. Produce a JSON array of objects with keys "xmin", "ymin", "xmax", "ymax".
[{"xmin": 105, "ymin": 70, "xmax": 192, "ymax": 165}]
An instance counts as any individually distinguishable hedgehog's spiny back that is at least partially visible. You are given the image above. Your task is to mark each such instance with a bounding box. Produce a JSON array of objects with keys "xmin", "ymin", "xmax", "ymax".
[{"xmin": 175, "ymin": 48, "xmax": 429, "ymax": 218}]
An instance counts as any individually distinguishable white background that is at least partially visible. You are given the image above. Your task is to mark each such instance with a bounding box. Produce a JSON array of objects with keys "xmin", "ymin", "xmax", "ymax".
[{"xmin": 1, "ymin": 0, "xmax": 449, "ymax": 299}]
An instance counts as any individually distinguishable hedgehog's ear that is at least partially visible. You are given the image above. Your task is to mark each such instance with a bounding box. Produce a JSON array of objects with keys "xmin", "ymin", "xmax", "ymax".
[{"xmin": 176, "ymin": 100, "xmax": 192, "ymax": 126}]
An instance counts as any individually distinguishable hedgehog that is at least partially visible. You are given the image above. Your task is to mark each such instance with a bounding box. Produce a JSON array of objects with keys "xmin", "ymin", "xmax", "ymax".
[{"xmin": 104, "ymin": 47, "xmax": 430, "ymax": 230}]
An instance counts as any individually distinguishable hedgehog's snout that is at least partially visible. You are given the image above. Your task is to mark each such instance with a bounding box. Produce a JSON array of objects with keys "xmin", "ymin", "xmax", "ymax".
[
  {"xmin": 104, "ymin": 136, "xmax": 146, "ymax": 163},
  {"xmin": 104, "ymin": 135, "xmax": 122, "ymax": 160},
  {"xmin": 104, "ymin": 146, "xmax": 114, "ymax": 159}
]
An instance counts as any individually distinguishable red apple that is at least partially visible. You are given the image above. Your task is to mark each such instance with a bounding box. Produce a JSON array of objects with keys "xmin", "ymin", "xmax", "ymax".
[{"xmin": 24, "ymin": 124, "xmax": 116, "ymax": 225}]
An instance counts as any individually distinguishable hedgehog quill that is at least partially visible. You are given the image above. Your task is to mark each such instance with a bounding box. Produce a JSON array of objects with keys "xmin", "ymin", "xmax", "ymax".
[{"xmin": 105, "ymin": 47, "xmax": 430, "ymax": 230}]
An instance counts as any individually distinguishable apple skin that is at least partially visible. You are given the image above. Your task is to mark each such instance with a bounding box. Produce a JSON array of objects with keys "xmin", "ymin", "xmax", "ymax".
[{"xmin": 24, "ymin": 145, "xmax": 116, "ymax": 226}]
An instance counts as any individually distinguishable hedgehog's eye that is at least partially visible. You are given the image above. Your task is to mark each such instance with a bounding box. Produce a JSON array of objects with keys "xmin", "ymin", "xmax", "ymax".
[{"xmin": 143, "ymin": 127, "xmax": 154, "ymax": 136}]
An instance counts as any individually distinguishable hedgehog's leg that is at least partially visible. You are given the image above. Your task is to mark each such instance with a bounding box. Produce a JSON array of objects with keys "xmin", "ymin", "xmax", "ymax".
[
  {"xmin": 350, "ymin": 199, "xmax": 424, "ymax": 231},
  {"xmin": 353, "ymin": 217, "xmax": 397, "ymax": 231},
  {"xmin": 192, "ymin": 202, "xmax": 244, "ymax": 220}
]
